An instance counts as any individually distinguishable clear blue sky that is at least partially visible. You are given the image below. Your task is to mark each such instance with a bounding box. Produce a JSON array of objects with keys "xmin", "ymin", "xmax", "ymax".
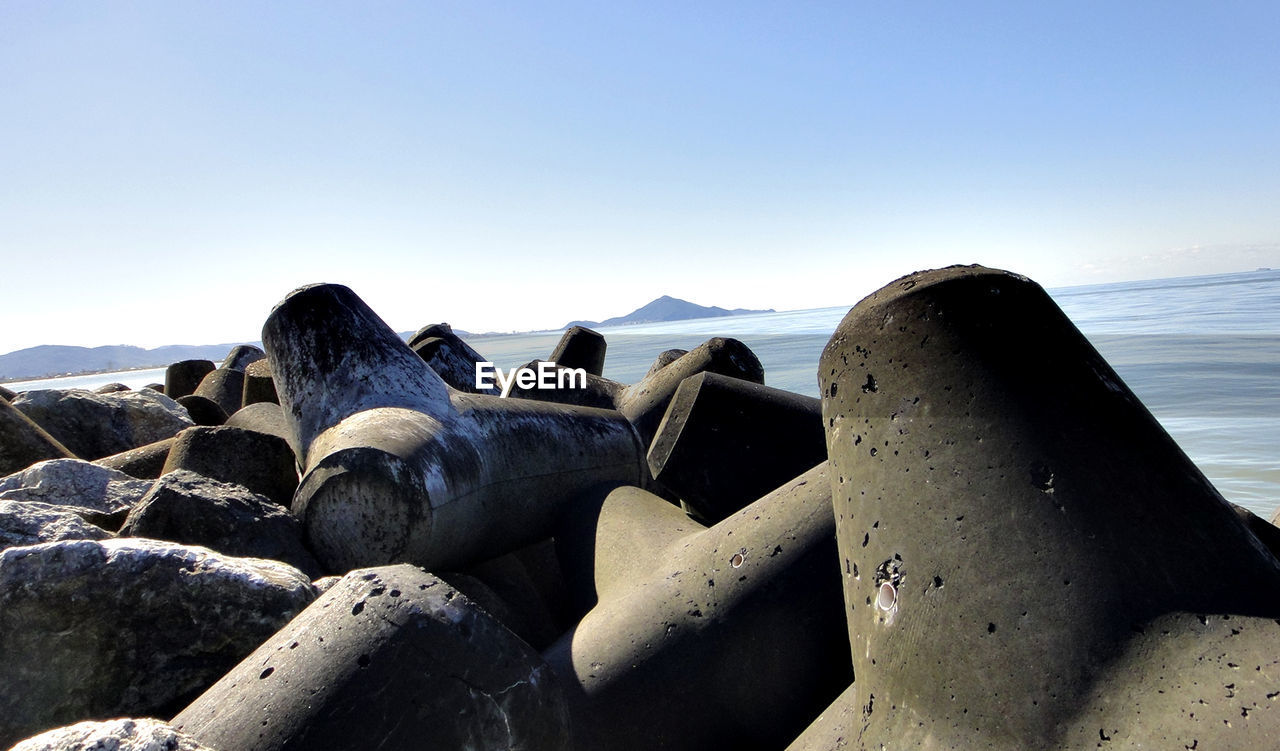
[{"xmin": 3, "ymin": 2, "xmax": 1277, "ymax": 352}]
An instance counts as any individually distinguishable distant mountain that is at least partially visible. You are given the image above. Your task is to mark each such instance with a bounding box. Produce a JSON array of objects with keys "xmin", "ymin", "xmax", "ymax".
[
  {"xmin": 0, "ymin": 343, "xmax": 256, "ymax": 382},
  {"xmin": 565, "ymin": 295, "xmax": 774, "ymax": 330}
]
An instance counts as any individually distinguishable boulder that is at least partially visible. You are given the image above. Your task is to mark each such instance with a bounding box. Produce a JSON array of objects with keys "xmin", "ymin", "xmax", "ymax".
[
  {"xmin": 164, "ymin": 360, "xmax": 215, "ymax": 400},
  {"xmin": 818, "ymin": 265, "xmax": 1280, "ymax": 749},
  {"xmin": 120, "ymin": 470, "xmax": 319, "ymax": 577},
  {"xmin": 0, "ymin": 499, "xmax": 113, "ymax": 550},
  {"xmin": 0, "ymin": 398, "xmax": 78, "ymax": 476},
  {"xmin": 0, "ymin": 459, "xmax": 153, "ymax": 529},
  {"xmin": 173, "ymin": 564, "xmax": 571, "ymax": 751},
  {"xmin": 161, "ymin": 425, "xmax": 298, "ymax": 506},
  {"xmin": 9, "ymin": 718, "xmax": 215, "ymax": 751},
  {"xmin": 11, "ymin": 389, "xmax": 193, "ymax": 461},
  {"xmin": 0, "ymin": 538, "xmax": 315, "ymax": 747}
]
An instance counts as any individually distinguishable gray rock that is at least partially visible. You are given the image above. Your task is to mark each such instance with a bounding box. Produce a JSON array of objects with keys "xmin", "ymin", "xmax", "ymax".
[
  {"xmin": 0, "ymin": 459, "xmax": 153, "ymax": 528},
  {"xmin": 11, "ymin": 389, "xmax": 193, "ymax": 461},
  {"xmin": 0, "ymin": 499, "xmax": 113, "ymax": 550},
  {"xmin": 173, "ymin": 564, "xmax": 570, "ymax": 751},
  {"xmin": 9, "ymin": 718, "xmax": 215, "ymax": 751},
  {"xmin": 0, "ymin": 538, "xmax": 315, "ymax": 747},
  {"xmin": 120, "ymin": 470, "xmax": 319, "ymax": 577}
]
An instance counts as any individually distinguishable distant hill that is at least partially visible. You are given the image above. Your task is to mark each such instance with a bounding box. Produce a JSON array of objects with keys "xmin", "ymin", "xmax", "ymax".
[
  {"xmin": 565, "ymin": 295, "xmax": 774, "ymax": 330},
  {"xmin": 0, "ymin": 343, "xmax": 256, "ymax": 382}
]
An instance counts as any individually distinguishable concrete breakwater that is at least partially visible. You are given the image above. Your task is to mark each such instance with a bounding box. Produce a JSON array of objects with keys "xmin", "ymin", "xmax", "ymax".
[{"xmin": 1, "ymin": 268, "xmax": 1278, "ymax": 750}]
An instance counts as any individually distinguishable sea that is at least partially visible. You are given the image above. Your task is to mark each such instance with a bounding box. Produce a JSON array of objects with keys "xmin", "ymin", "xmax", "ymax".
[{"xmin": 6, "ymin": 269, "xmax": 1277, "ymax": 518}]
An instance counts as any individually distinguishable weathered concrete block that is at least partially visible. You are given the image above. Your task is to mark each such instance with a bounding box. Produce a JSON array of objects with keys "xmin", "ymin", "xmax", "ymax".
[
  {"xmin": 0, "ymin": 397, "xmax": 77, "ymax": 476},
  {"xmin": 93, "ymin": 382, "xmax": 130, "ymax": 394},
  {"xmin": 120, "ymin": 470, "xmax": 319, "ymax": 577},
  {"xmin": 0, "ymin": 538, "xmax": 315, "ymax": 747},
  {"xmin": 10, "ymin": 718, "xmax": 215, "ymax": 751},
  {"xmin": 175, "ymin": 394, "xmax": 227, "ymax": 426},
  {"xmin": 0, "ymin": 458, "xmax": 153, "ymax": 529},
  {"xmin": 544, "ymin": 463, "xmax": 849, "ymax": 751},
  {"xmin": 644, "ymin": 348, "xmax": 687, "ymax": 378},
  {"xmin": 550, "ymin": 326, "xmax": 606, "ymax": 376},
  {"xmin": 193, "ymin": 368, "xmax": 244, "ymax": 418},
  {"xmin": 0, "ymin": 499, "xmax": 113, "ymax": 550},
  {"xmin": 11, "ymin": 388, "xmax": 193, "ymax": 461},
  {"xmin": 220, "ymin": 344, "xmax": 265, "ymax": 372},
  {"xmin": 161, "ymin": 425, "xmax": 298, "ymax": 506},
  {"xmin": 409, "ymin": 323, "xmax": 497, "ymax": 395},
  {"xmin": 264, "ymin": 283, "xmax": 645, "ymax": 573},
  {"xmin": 241, "ymin": 358, "xmax": 278, "ymax": 406},
  {"xmin": 93, "ymin": 437, "xmax": 176, "ymax": 480},
  {"xmin": 819, "ymin": 265, "xmax": 1280, "ymax": 750},
  {"xmin": 648, "ymin": 371, "xmax": 825, "ymax": 523},
  {"xmin": 164, "ymin": 360, "xmax": 215, "ymax": 400},
  {"xmin": 172, "ymin": 564, "xmax": 570, "ymax": 751}
]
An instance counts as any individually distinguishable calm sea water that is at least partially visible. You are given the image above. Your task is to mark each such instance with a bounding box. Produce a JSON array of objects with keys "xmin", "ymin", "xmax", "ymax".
[{"xmin": 8, "ymin": 270, "xmax": 1277, "ymax": 517}]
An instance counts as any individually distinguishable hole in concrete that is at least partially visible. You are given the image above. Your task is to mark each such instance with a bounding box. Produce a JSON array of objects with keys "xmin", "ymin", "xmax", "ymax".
[{"xmin": 877, "ymin": 582, "xmax": 897, "ymax": 611}]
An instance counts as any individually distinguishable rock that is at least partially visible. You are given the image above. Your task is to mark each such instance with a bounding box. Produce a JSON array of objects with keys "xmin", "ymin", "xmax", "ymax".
[
  {"xmin": 120, "ymin": 470, "xmax": 319, "ymax": 577},
  {"xmin": 9, "ymin": 718, "xmax": 216, "ymax": 751},
  {"xmin": 549, "ymin": 325, "xmax": 606, "ymax": 376},
  {"xmin": 265, "ymin": 283, "xmax": 644, "ymax": 573},
  {"xmin": 192, "ymin": 368, "xmax": 244, "ymax": 417},
  {"xmin": 143, "ymin": 383, "xmax": 165, "ymax": 392},
  {"xmin": 11, "ymin": 389, "xmax": 193, "ymax": 461},
  {"xmin": 644, "ymin": 348, "xmax": 687, "ymax": 378},
  {"xmin": 545, "ymin": 464, "xmax": 848, "ymax": 751},
  {"xmin": 93, "ymin": 382, "xmax": 130, "ymax": 394},
  {"xmin": 0, "ymin": 459, "xmax": 153, "ymax": 529},
  {"xmin": 172, "ymin": 564, "xmax": 571, "ymax": 751},
  {"xmin": 175, "ymin": 395, "xmax": 227, "ymax": 426},
  {"xmin": 0, "ymin": 499, "xmax": 113, "ymax": 550},
  {"xmin": 241, "ymin": 358, "xmax": 278, "ymax": 406},
  {"xmin": 220, "ymin": 345, "xmax": 265, "ymax": 372},
  {"xmin": 93, "ymin": 437, "xmax": 176, "ymax": 480},
  {"xmin": 164, "ymin": 360, "xmax": 215, "ymax": 400},
  {"xmin": 647, "ymin": 371, "xmax": 825, "ymax": 523},
  {"xmin": 161, "ymin": 425, "xmax": 298, "ymax": 506},
  {"xmin": 818, "ymin": 265, "xmax": 1280, "ymax": 749},
  {"xmin": 0, "ymin": 398, "xmax": 78, "ymax": 476},
  {"xmin": 0, "ymin": 538, "xmax": 315, "ymax": 747}
]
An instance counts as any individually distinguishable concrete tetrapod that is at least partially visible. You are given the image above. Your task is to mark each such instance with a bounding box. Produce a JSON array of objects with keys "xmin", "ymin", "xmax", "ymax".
[
  {"xmin": 263, "ymin": 283, "xmax": 645, "ymax": 574},
  {"xmin": 549, "ymin": 325, "xmax": 606, "ymax": 376},
  {"xmin": 172, "ymin": 564, "xmax": 570, "ymax": 751},
  {"xmin": 817, "ymin": 265, "xmax": 1280, "ymax": 750},
  {"xmin": 408, "ymin": 322, "xmax": 497, "ymax": 394},
  {"xmin": 648, "ymin": 371, "xmax": 825, "ymax": 523},
  {"xmin": 544, "ymin": 463, "xmax": 849, "ymax": 751}
]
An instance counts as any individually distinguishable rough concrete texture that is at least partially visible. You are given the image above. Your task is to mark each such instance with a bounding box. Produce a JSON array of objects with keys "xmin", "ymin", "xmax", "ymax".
[
  {"xmin": 0, "ymin": 459, "xmax": 153, "ymax": 528},
  {"xmin": 164, "ymin": 360, "xmax": 215, "ymax": 400},
  {"xmin": 220, "ymin": 344, "xmax": 266, "ymax": 372},
  {"xmin": 224, "ymin": 402, "xmax": 299, "ymax": 461},
  {"xmin": 549, "ymin": 326, "xmax": 606, "ymax": 376},
  {"xmin": 11, "ymin": 388, "xmax": 193, "ymax": 461},
  {"xmin": 782, "ymin": 683, "xmax": 859, "ymax": 751},
  {"xmin": 818, "ymin": 265, "xmax": 1280, "ymax": 750},
  {"xmin": 410, "ymin": 325, "xmax": 499, "ymax": 395},
  {"xmin": 9, "ymin": 718, "xmax": 215, "ymax": 751},
  {"xmin": 241, "ymin": 358, "xmax": 278, "ymax": 406},
  {"xmin": 0, "ymin": 499, "xmax": 113, "ymax": 550},
  {"xmin": 648, "ymin": 371, "xmax": 825, "ymax": 523},
  {"xmin": 93, "ymin": 437, "xmax": 176, "ymax": 480},
  {"xmin": 644, "ymin": 348, "xmax": 688, "ymax": 379},
  {"xmin": 120, "ymin": 469, "xmax": 319, "ymax": 577},
  {"xmin": 0, "ymin": 538, "xmax": 315, "ymax": 747},
  {"xmin": 173, "ymin": 564, "xmax": 571, "ymax": 751},
  {"xmin": 192, "ymin": 368, "xmax": 244, "ymax": 418},
  {"xmin": 161, "ymin": 425, "xmax": 298, "ymax": 506},
  {"xmin": 0, "ymin": 397, "xmax": 78, "ymax": 476},
  {"xmin": 175, "ymin": 395, "xmax": 227, "ymax": 427},
  {"xmin": 264, "ymin": 283, "xmax": 645, "ymax": 574},
  {"xmin": 544, "ymin": 463, "xmax": 850, "ymax": 751}
]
